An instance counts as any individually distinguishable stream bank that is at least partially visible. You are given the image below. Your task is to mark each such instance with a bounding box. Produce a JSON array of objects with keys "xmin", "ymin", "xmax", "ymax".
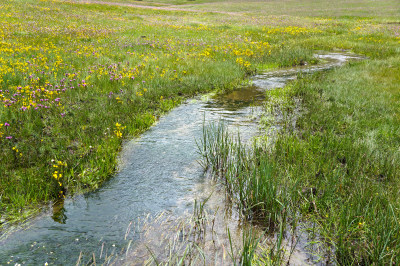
[{"xmin": 0, "ymin": 52, "xmax": 363, "ymax": 265}]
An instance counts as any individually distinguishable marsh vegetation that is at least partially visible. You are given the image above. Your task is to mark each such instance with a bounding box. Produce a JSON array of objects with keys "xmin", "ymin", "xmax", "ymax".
[{"xmin": 1, "ymin": 0, "xmax": 399, "ymax": 264}]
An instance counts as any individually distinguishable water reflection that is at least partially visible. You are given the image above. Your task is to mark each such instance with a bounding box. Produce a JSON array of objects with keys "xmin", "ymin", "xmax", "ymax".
[
  {"xmin": 51, "ymin": 200, "xmax": 67, "ymax": 224},
  {"xmin": 213, "ymin": 85, "xmax": 266, "ymax": 109}
]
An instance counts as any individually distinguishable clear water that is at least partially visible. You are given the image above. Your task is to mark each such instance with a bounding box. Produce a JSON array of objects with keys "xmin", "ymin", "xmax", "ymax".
[{"xmin": 0, "ymin": 52, "xmax": 364, "ymax": 265}]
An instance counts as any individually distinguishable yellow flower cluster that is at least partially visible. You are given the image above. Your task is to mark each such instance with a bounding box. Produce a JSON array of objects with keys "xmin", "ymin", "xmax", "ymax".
[
  {"xmin": 12, "ymin": 146, "xmax": 22, "ymax": 157},
  {"xmin": 52, "ymin": 160, "xmax": 67, "ymax": 197},
  {"xmin": 236, "ymin": 57, "xmax": 251, "ymax": 68},
  {"xmin": 357, "ymin": 36, "xmax": 383, "ymax": 43},
  {"xmin": 114, "ymin": 122, "xmax": 126, "ymax": 138},
  {"xmin": 263, "ymin": 26, "xmax": 318, "ymax": 35},
  {"xmin": 136, "ymin": 88, "xmax": 147, "ymax": 97},
  {"xmin": 115, "ymin": 96, "xmax": 123, "ymax": 104}
]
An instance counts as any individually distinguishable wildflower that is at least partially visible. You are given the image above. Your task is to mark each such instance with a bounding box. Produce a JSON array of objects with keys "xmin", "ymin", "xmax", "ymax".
[
  {"xmin": 115, "ymin": 131, "xmax": 122, "ymax": 138},
  {"xmin": 114, "ymin": 122, "xmax": 125, "ymax": 138}
]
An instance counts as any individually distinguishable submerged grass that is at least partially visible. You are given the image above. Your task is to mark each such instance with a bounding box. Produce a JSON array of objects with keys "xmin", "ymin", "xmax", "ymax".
[
  {"xmin": 104, "ymin": 194, "xmax": 246, "ymax": 265},
  {"xmin": 114, "ymin": 184, "xmax": 295, "ymax": 265}
]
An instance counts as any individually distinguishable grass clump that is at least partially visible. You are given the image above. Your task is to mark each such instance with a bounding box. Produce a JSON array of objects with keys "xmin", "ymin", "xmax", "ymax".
[{"xmin": 199, "ymin": 123, "xmax": 282, "ymax": 225}]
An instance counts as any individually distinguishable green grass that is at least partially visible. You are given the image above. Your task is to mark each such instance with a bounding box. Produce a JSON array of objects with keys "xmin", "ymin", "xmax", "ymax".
[
  {"xmin": 87, "ymin": 0, "xmax": 400, "ymax": 17},
  {"xmin": 271, "ymin": 58, "xmax": 400, "ymax": 264},
  {"xmin": 179, "ymin": 0, "xmax": 400, "ymax": 18},
  {"xmin": 200, "ymin": 49, "xmax": 400, "ymax": 265},
  {"xmin": 200, "ymin": 57, "xmax": 400, "ymax": 263},
  {"xmin": 1, "ymin": 0, "xmax": 400, "ymax": 263},
  {"xmin": 0, "ymin": 0, "xmax": 272, "ymax": 224},
  {"xmin": 191, "ymin": 0, "xmax": 400, "ymax": 262}
]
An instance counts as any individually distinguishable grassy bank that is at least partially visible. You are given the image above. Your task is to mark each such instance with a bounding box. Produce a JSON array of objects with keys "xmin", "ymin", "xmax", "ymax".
[
  {"xmin": 1, "ymin": 2, "xmax": 399, "ymax": 263},
  {"xmin": 200, "ymin": 15, "xmax": 400, "ymax": 266},
  {"xmin": 272, "ymin": 56, "xmax": 400, "ymax": 264},
  {"xmin": 202, "ymin": 59, "xmax": 400, "ymax": 264}
]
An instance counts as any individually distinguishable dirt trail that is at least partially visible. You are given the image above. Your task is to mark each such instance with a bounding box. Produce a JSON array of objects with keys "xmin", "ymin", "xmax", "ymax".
[{"xmin": 80, "ymin": 0, "xmax": 241, "ymax": 15}]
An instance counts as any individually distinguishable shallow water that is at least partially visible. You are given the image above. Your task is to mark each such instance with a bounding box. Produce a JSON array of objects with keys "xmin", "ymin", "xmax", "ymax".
[{"xmin": 0, "ymin": 52, "xmax": 363, "ymax": 265}]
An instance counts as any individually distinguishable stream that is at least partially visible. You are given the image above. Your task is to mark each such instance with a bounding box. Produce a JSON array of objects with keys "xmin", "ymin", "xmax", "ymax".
[{"xmin": 0, "ymin": 52, "xmax": 363, "ymax": 265}]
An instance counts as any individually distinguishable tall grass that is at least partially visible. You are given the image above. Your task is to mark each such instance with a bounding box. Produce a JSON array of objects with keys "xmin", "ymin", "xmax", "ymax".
[
  {"xmin": 198, "ymin": 122, "xmax": 283, "ymax": 225},
  {"xmin": 198, "ymin": 122, "xmax": 321, "ymax": 264}
]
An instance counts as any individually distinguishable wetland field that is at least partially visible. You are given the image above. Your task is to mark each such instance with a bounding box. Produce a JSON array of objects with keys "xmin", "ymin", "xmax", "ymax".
[{"xmin": 0, "ymin": 0, "xmax": 400, "ymax": 264}]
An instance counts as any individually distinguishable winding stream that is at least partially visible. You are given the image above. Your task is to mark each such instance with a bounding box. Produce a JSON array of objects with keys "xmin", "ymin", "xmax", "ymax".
[{"xmin": 0, "ymin": 52, "xmax": 363, "ymax": 265}]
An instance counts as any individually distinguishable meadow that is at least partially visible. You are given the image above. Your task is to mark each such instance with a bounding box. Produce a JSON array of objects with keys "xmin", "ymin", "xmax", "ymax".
[
  {"xmin": 0, "ymin": 0, "xmax": 271, "ymax": 224},
  {"xmin": 1, "ymin": 0, "xmax": 400, "ymax": 263}
]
